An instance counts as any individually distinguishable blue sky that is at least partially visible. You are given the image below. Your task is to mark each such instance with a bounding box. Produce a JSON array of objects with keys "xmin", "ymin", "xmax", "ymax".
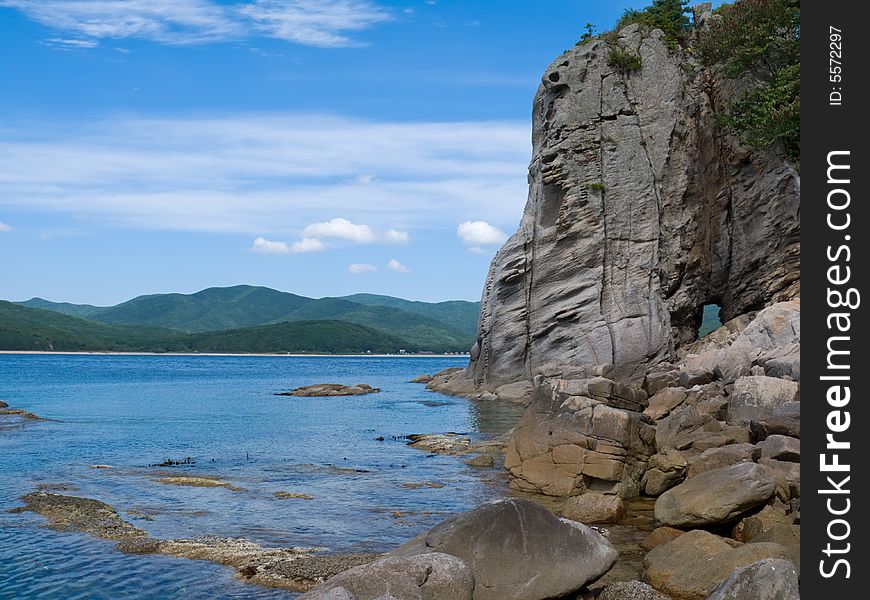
[{"xmin": 1, "ymin": 0, "xmax": 676, "ymax": 305}]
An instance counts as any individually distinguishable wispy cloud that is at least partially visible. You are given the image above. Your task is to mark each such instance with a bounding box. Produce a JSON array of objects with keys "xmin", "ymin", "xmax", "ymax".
[
  {"xmin": 302, "ymin": 217, "xmax": 376, "ymax": 243},
  {"xmin": 385, "ymin": 229, "xmax": 410, "ymax": 244},
  {"xmin": 0, "ymin": 114, "xmax": 529, "ymax": 237},
  {"xmin": 348, "ymin": 263, "xmax": 377, "ymax": 274},
  {"xmin": 386, "ymin": 258, "xmax": 409, "ymax": 273},
  {"xmin": 1, "ymin": 0, "xmax": 391, "ymax": 48},
  {"xmin": 251, "ymin": 236, "xmax": 290, "ymax": 254},
  {"xmin": 0, "ymin": 222, "xmax": 12, "ymax": 232},
  {"xmin": 457, "ymin": 220, "xmax": 507, "ymax": 251},
  {"xmin": 290, "ymin": 237, "xmax": 325, "ymax": 253}
]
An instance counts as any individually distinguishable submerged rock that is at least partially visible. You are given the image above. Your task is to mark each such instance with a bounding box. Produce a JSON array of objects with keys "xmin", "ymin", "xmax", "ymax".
[
  {"xmin": 278, "ymin": 384, "xmax": 381, "ymax": 397},
  {"xmin": 155, "ymin": 476, "xmax": 243, "ymax": 492},
  {"xmin": 298, "ymin": 553, "xmax": 475, "ymax": 600},
  {"xmin": 274, "ymin": 491, "xmax": 314, "ymax": 500},
  {"xmin": 12, "ymin": 492, "xmax": 147, "ymax": 541},
  {"xmin": 391, "ymin": 498, "xmax": 617, "ymax": 600}
]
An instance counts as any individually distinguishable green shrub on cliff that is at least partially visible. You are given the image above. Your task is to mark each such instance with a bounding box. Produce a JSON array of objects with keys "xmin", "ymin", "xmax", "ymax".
[
  {"xmin": 607, "ymin": 48, "xmax": 643, "ymax": 73},
  {"xmin": 616, "ymin": 0, "xmax": 691, "ymax": 48},
  {"xmin": 696, "ymin": 0, "xmax": 800, "ymax": 163}
]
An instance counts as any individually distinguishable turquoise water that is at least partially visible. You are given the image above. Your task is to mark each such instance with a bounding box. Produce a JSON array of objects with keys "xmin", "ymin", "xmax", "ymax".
[{"xmin": 0, "ymin": 354, "xmax": 515, "ymax": 599}]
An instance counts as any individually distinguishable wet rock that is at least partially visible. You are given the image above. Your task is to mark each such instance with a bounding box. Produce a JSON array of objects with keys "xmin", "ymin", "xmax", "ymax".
[
  {"xmin": 13, "ymin": 492, "xmax": 147, "ymax": 541},
  {"xmin": 405, "ymin": 433, "xmax": 471, "ymax": 456},
  {"xmin": 274, "ymin": 491, "xmax": 314, "ymax": 500},
  {"xmin": 155, "ymin": 476, "xmax": 243, "ymax": 492},
  {"xmin": 463, "ymin": 455, "xmax": 495, "ymax": 468},
  {"xmin": 727, "ymin": 376, "xmax": 799, "ymax": 423},
  {"xmin": 401, "ymin": 482, "xmax": 446, "ymax": 490},
  {"xmin": 410, "ymin": 374, "xmax": 434, "ymax": 384},
  {"xmin": 0, "ymin": 406, "xmax": 45, "ymax": 421},
  {"xmin": 279, "ymin": 384, "xmax": 381, "ymax": 397},
  {"xmin": 655, "ymin": 463, "xmax": 776, "ymax": 527},
  {"xmin": 426, "ymin": 368, "xmax": 476, "ymax": 397},
  {"xmin": 90, "ymin": 464, "xmax": 114, "ymax": 469},
  {"xmin": 0, "ymin": 400, "xmax": 7, "ymax": 408},
  {"xmin": 298, "ymin": 553, "xmax": 474, "ymax": 600},
  {"xmin": 707, "ymin": 558, "xmax": 800, "ymax": 600},
  {"xmin": 644, "ymin": 387, "xmax": 686, "ymax": 420},
  {"xmin": 560, "ymin": 492, "xmax": 626, "ymax": 524},
  {"xmin": 643, "ymin": 530, "xmax": 792, "ymax": 600},
  {"xmin": 392, "ymin": 498, "xmax": 617, "ymax": 600},
  {"xmin": 505, "ymin": 380, "xmax": 655, "ymax": 498},
  {"xmin": 598, "ymin": 580, "xmax": 670, "ymax": 600}
]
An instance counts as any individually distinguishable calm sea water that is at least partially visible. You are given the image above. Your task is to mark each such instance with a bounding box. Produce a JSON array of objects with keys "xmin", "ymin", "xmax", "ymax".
[{"xmin": 0, "ymin": 354, "xmax": 521, "ymax": 599}]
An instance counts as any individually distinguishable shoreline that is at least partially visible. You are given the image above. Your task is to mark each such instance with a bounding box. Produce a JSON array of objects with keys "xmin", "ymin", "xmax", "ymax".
[{"xmin": 0, "ymin": 351, "xmax": 470, "ymax": 358}]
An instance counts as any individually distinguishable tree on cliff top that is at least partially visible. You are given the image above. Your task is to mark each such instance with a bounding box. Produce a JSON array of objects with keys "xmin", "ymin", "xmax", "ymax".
[
  {"xmin": 616, "ymin": 0, "xmax": 691, "ymax": 47},
  {"xmin": 697, "ymin": 0, "xmax": 800, "ymax": 164}
]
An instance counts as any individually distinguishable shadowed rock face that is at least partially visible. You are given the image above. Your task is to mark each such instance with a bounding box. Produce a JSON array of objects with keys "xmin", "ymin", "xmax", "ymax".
[{"xmin": 469, "ymin": 24, "xmax": 799, "ymax": 388}]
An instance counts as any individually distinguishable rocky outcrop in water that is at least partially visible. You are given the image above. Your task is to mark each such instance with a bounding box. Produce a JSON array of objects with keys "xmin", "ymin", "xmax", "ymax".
[
  {"xmin": 468, "ymin": 24, "xmax": 799, "ymax": 389},
  {"xmin": 278, "ymin": 384, "xmax": 380, "ymax": 397}
]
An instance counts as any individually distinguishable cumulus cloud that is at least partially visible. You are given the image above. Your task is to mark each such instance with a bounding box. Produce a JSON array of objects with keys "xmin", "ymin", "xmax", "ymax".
[
  {"xmin": 456, "ymin": 220, "xmax": 508, "ymax": 247},
  {"xmin": 251, "ymin": 236, "xmax": 290, "ymax": 254},
  {"xmin": 384, "ymin": 229, "xmax": 410, "ymax": 244},
  {"xmin": 0, "ymin": 222, "xmax": 12, "ymax": 232},
  {"xmin": 302, "ymin": 217, "xmax": 376, "ymax": 243},
  {"xmin": 386, "ymin": 258, "xmax": 409, "ymax": 273},
  {"xmin": 1, "ymin": 0, "xmax": 392, "ymax": 48},
  {"xmin": 290, "ymin": 237, "xmax": 325, "ymax": 253},
  {"xmin": 0, "ymin": 114, "xmax": 529, "ymax": 236},
  {"xmin": 348, "ymin": 263, "xmax": 377, "ymax": 274}
]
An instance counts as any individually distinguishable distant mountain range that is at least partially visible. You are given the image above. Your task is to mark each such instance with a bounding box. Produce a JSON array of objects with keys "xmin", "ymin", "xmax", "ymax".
[{"xmin": 2, "ymin": 286, "xmax": 481, "ymax": 354}]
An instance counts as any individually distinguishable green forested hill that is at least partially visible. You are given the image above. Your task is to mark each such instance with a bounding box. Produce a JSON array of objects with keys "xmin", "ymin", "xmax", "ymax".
[
  {"xmin": 0, "ymin": 297, "xmax": 472, "ymax": 354},
  {"xmin": 12, "ymin": 286, "xmax": 480, "ymax": 351}
]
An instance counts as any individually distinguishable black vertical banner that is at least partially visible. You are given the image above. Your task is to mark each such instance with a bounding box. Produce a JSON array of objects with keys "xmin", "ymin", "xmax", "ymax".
[{"xmin": 802, "ymin": 1, "xmax": 869, "ymax": 597}]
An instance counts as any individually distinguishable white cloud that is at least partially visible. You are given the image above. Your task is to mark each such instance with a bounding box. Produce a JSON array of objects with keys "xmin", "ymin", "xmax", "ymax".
[
  {"xmin": 251, "ymin": 236, "xmax": 290, "ymax": 254},
  {"xmin": 384, "ymin": 229, "xmax": 410, "ymax": 244},
  {"xmin": 386, "ymin": 258, "xmax": 409, "ymax": 273},
  {"xmin": 348, "ymin": 263, "xmax": 377, "ymax": 274},
  {"xmin": 457, "ymin": 220, "xmax": 508, "ymax": 246},
  {"xmin": 1, "ymin": 0, "xmax": 391, "ymax": 48},
  {"xmin": 0, "ymin": 114, "xmax": 529, "ymax": 236},
  {"xmin": 302, "ymin": 217, "xmax": 376, "ymax": 243},
  {"xmin": 0, "ymin": 222, "xmax": 12, "ymax": 232},
  {"xmin": 43, "ymin": 37, "xmax": 100, "ymax": 49},
  {"xmin": 290, "ymin": 237, "xmax": 326, "ymax": 253}
]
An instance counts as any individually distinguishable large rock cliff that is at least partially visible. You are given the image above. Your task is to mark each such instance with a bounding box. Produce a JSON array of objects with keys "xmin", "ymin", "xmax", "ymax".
[{"xmin": 469, "ymin": 24, "xmax": 800, "ymax": 388}]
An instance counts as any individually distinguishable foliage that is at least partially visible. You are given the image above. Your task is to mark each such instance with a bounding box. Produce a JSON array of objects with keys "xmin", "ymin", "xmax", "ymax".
[
  {"xmin": 721, "ymin": 63, "xmax": 800, "ymax": 163},
  {"xmin": 607, "ymin": 48, "xmax": 643, "ymax": 73},
  {"xmin": 579, "ymin": 22, "xmax": 597, "ymax": 43},
  {"xmin": 696, "ymin": 0, "xmax": 799, "ymax": 79},
  {"xmin": 616, "ymin": 0, "xmax": 691, "ymax": 47},
  {"xmin": 696, "ymin": 0, "xmax": 800, "ymax": 163}
]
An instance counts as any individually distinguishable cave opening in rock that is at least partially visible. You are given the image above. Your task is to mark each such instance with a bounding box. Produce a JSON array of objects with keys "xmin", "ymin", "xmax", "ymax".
[{"xmin": 696, "ymin": 304, "xmax": 722, "ymax": 339}]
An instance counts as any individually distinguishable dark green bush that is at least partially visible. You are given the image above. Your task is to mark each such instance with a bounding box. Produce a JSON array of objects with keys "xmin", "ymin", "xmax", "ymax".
[
  {"xmin": 616, "ymin": 0, "xmax": 691, "ymax": 48},
  {"xmin": 607, "ymin": 48, "xmax": 643, "ymax": 73}
]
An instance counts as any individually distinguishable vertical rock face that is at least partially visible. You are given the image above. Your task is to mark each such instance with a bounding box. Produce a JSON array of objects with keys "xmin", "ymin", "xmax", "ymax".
[{"xmin": 470, "ymin": 25, "xmax": 800, "ymax": 388}]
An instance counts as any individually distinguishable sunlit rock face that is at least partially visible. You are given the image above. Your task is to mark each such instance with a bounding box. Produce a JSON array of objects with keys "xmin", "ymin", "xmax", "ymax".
[{"xmin": 469, "ymin": 24, "xmax": 799, "ymax": 388}]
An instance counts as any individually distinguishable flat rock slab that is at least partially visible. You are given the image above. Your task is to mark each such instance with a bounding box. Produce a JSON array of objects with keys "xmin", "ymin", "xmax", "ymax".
[
  {"xmin": 392, "ymin": 498, "xmax": 617, "ymax": 600},
  {"xmin": 707, "ymin": 558, "xmax": 800, "ymax": 600},
  {"xmin": 655, "ymin": 463, "xmax": 776, "ymax": 527},
  {"xmin": 279, "ymin": 384, "xmax": 380, "ymax": 397},
  {"xmin": 298, "ymin": 553, "xmax": 474, "ymax": 600}
]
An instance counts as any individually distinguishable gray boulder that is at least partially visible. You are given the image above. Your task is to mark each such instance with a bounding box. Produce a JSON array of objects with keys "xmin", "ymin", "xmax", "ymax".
[
  {"xmin": 728, "ymin": 376, "xmax": 799, "ymax": 423},
  {"xmin": 392, "ymin": 498, "xmax": 617, "ymax": 600},
  {"xmin": 708, "ymin": 558, "xmax": 800, "ymax": 600},
  {"xmin": 298, "ymin": 553, "xmax": 474, "ymax": 600},
  {"xmin": 756, "ymin": 435, "xmax": 799, "ymax": 462},
  {"xmin": 598, "ymin": 580, "xmax": 670, "ymax": 600},
  {"xmin": 655, "ymin": 463, "xmax": 776, "ymax": 527}
]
